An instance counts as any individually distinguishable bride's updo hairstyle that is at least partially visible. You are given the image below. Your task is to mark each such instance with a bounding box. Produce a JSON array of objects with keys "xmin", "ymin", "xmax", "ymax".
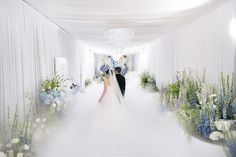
[
  {"xmin": 105, "ymin": 70, "xmax": 110, "ymax": 75},
  {"xmin": 105, "ymin": 69, "xmax": 113, "ymax": 76}
]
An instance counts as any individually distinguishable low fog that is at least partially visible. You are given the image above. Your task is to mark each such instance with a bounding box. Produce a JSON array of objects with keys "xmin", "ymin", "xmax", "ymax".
[{"xmin": 35, "ymin": 72, "xmax": 225, "ymax": 157}]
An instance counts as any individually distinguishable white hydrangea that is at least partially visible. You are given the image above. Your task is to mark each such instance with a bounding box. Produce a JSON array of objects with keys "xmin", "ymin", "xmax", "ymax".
[
  {"xmin": 11, "ymin": 138, "xmax": 20, "ymax": 144},
  {"xmin": 23, "ymin": 144, "xmax": 30, "ymax": 151},
  {"xmin": 222, "ymin": 121, "xmax": 231, "ymax": 132},
  {"xmin": 209, "ymin": 131, "xmax": 225, "ymax": 141},
  {"xmin": 215, "ymin": 120, "xmax": 231, "ymax": 132}
]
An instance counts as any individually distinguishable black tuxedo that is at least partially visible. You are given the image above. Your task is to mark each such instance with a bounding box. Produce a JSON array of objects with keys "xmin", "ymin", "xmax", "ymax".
[{"xmin": 116, "ymin": 74, "xmax": 126, "ymax": 96}]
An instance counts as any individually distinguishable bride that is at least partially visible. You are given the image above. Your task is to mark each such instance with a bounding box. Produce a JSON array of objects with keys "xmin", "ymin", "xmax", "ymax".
[{"xmin": 98, "ymin": 69, "xmax": 125, "ymax": 129}]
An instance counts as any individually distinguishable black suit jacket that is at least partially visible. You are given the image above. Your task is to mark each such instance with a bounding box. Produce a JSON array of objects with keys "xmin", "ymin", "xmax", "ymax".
[{"xmin": 116, "ymin": 74, "xmax": 126, "ymax": 96}]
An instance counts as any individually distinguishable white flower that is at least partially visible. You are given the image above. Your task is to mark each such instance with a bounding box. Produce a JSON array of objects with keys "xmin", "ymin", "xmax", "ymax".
[
  {"xmin": 42, "ymin": 118, "xmax": 47, "ymax": 122},
  {"xmin": 42, "ymin": 89, "xmax": 45, "ymax": 92},
  {"xmin": 209, "ymin": 94, "xmax": 217, "ymax": 99},
  {"xmin": 215, "ymin": 121, "xmax": 224, "ymax": 131},
  {"xmin": 215, "ymin": 120, "xmax": 231, "ymax": 132},
  {"xmin": 222, "ymin": 121, "xmax": 231, "ymax": 132},
  {"xmin": 23, "ymin": 144, "xmax": 30, "ymax": 151},
  {"xmin": 35, "ymin": 118, "xmax": 41, "ymax": 123},
  {"xmin": 52, "ymin": 103, "xmax": 57, "ymax": 108},
  {"xmin": 209, "ymin": 131, "xmax": 224, "ymax": 141},
  {"xmin": 6, "ymin": 144, "xmax": 12, "ymax": 148},
  {"xmin": 11, "ymin": 138, "xmax": 20, "ymax": 144}
]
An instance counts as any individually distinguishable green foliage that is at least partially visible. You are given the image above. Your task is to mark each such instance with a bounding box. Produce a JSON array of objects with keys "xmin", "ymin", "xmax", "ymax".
[
  {"xmin": 220, "ymin": 73, "xmax": 235, "ymax": 119},
  {"xmin": 41, "ymin": 75, "xmax": 63, "ymax": 92},
  {"xmin": 140, "ymin": 72, "xmax": 159, "ymax": 92},
  {"xmin": 162, "ymin": 69, "xmax": 236, "ymax": 141},
  {"xmin": 178, "ymin": 104, "xmax": 200, "ymax": 133},
  {"xmin": 168, "ymin": 82, "xmax": 180, "ymax": 99},
  {"xmin": 20, "ymin": 114, "xmax": 32, "ymax": 145},
  {"xmin": 11, "ymin": 104, "xmax": 19, "ymax": 139},
  {"xmin": 140, "ymin": 72, "xmax": 151, "ymax": 88}
]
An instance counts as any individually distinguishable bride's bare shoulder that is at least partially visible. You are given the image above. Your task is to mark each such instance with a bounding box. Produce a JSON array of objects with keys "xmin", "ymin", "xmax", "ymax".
[{"xmin": 104, "ymin": 76, "xmax": 111, "ymax": 85}]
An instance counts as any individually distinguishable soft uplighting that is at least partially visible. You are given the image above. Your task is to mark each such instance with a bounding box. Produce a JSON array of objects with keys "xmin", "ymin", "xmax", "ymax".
[{"xmin": 229, "ymin": 18, "xmax": 236, "ymax": 40}]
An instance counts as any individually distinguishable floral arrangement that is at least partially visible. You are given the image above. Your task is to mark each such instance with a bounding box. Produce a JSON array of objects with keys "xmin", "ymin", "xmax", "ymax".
[
  {"xmin": 39, "ymin": 75, "xmax": 66, "ymax": 105},
  {"xmin": 100, "ymin": 63, "xmax": 110, "ymax": 74},
  {"xmin": 140, "ymin": 72, "xmax": 159, "ymax": 92},
  {"xmin": 100, "ymin": 56, "xmax": 116, "ymax": 74},
  {"xmin": 0, "ymin": 87, "xmax": 74, "ymax": 157},
  {"xmin": 99, "ymin": 55, "xmax": 129, "ymax": 76},
  {"xmin": 160, "ymin": 69, "xmax": 236, "ymax": 144}
]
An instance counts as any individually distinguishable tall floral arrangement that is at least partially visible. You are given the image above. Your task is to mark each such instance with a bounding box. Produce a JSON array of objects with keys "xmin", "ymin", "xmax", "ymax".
[
  {"xmin": 219, "ymin": 73, "xmax": 235, "ymax": 120},
  {"xmin": 161, "ymin": 69, "xmax": 236, "ymax": 143}
]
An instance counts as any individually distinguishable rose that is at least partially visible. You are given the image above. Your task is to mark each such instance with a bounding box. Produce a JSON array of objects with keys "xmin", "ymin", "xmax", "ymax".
[{"xmin": 209, "ymin": 131, "xmax": 224, "ymax": 141}]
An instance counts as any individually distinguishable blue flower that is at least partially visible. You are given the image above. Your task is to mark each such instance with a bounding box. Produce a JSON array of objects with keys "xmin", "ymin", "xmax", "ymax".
[
  {"xmin": 100, "ymin": 64, "xmax": 110, "ymax": 73},
  {"xmin": 40, "ymin": 92, "xmax": 54, "ymax": 105},
  {"xmin": 52, "ymin": 89, "xmax": 61, "ymax": 98},
  {"xmin": 198, "ymin": 109, "xmax": 212, "ymax": 138},
  {"xmin": 225, "ymin": 139, "xmax": 236, "ymax": 157}
]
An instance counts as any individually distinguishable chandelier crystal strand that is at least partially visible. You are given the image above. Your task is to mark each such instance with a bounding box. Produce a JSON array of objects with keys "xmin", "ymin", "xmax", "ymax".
[{"xmin": 104, "ymin": 28, "xmax": 134, "ymax": 53}]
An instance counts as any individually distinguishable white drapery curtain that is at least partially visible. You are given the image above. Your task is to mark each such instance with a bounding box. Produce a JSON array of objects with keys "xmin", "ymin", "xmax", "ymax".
[
  {"xmin": 0, "ymin": 0, "xmax": 83, "ymax": 137},
  {"xmin": 23, "ymin": 0, "xmax": 225, "ymax": 48},
  {"xmin": 135, "ymin": 0, "xmax": 236, "ymax": 86}
]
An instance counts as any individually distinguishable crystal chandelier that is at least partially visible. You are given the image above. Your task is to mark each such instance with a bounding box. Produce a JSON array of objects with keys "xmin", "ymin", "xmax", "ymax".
[{"xmin": 104, "ymin": 28, "xmax": 134, "ymax": 52}]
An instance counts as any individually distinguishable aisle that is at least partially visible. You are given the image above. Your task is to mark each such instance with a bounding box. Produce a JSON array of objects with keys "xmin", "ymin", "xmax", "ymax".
[{"xmin": 36, "ymin": 72, "xmax": 226, "ymax": 157}]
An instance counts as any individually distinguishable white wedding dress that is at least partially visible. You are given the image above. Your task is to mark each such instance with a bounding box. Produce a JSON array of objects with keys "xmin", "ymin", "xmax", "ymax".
[{"xmin": 96, "ymin": 72, "xmax": 127, "ymax": 132}]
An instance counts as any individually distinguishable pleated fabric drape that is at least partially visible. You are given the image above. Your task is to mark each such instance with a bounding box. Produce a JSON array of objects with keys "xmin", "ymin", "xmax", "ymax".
[
  {"xmin": 0, "ymin": 0, "xmax": 80, "ymax": 137},
  {"xmin": 135, "ymin": 0, "xmax": 236, "ymax": 86}
]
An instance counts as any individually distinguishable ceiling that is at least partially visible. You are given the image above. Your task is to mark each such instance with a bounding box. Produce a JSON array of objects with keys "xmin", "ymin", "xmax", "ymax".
[{"xmin": 24, "ymin": 0, "xmax": 225, "ymax": 49}]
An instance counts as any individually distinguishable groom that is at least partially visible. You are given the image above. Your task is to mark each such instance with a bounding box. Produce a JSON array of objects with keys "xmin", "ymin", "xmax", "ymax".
[{"xmin": 115, "ymin": 67, "xmax": 126, "ymax": 96}]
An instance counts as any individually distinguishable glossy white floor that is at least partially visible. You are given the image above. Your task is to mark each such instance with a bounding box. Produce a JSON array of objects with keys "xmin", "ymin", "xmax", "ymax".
[{"xmin": 36, "ymin": 72, "xmax": 226, "ymax": 157}]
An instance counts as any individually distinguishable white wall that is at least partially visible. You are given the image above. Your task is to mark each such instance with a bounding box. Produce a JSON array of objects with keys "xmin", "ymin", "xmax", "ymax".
[
  {"xmin": 135, "ymin": 0, "xmax": 236, "ymax": 86},
  {"xmin": 0, "ymin": 0, "xmax": 82, "ymax": 137}
]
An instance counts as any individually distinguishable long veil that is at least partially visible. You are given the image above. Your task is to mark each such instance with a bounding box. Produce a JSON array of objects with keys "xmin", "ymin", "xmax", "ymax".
[{"xmin": 109, "ymin": 70, "xmax": 125, "ymax": 105}]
